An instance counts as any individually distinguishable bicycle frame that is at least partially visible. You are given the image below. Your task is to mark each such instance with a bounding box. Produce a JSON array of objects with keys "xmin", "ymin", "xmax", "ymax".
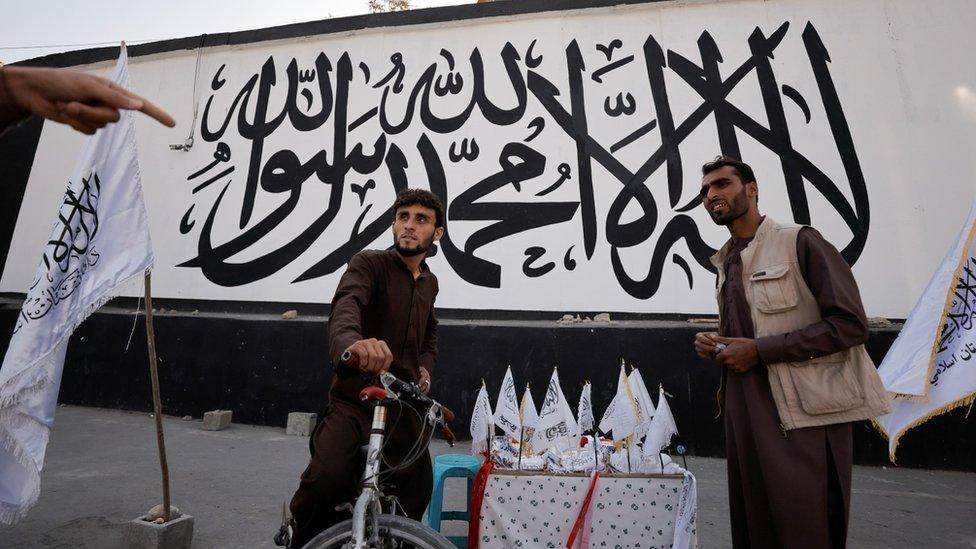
[{"xmin": 350, "ymin": 401, "xmax": 387, "ymax": 548}]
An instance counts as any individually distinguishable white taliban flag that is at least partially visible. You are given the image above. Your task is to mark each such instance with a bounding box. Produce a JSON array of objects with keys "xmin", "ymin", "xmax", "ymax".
[
  {"xmin": 493, "ymin": 366, "xmax": 521, "ymax": 439},
  {"xmin": 608, "ymin": 365, "xmax": 639, "ymax": 442},
  {"xmin": 875, "ymin": 199, "xmax": 976, "ymax": 460},
  {"xmin": 470, "ymin": 380, "xmax": 494, "ymax": 456},
  {"xmin": 531, "ymin": 368, "xmax": 578, "ymax": 453},
  {"xmin": 0, "ymin": 46, "xmax": 154, "ymax": 524},
  {"xmin": 577, "ymin": 381, "xmax": 595, "ymax": 436},
  {"xmin": 877, "ymin": 200, "xmax": 976, "ymax": 399},
  {"xmin": 644, "ymin": 385, "xmax": 678, "ymax": 458},
  {"xmin": 519, "ymin": 383, "xmax": 539, "ymax": 451},
  {"xmin": 598, "ymin": 398, "xmax": 615, "ymax": 434},
  {"xmin": 628, "ymin": 368, "xmax": 656, "ymax": 440}
]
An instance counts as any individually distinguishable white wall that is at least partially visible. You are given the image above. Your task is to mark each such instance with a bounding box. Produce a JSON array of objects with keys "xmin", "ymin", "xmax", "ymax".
[{"xmin": 3, "ymin": 0, "xmax": 975, "ymax": 317}]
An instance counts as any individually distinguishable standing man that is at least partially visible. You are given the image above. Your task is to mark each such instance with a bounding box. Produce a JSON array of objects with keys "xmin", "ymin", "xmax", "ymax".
[
  {"xmin": 692, "ymin": 156, "xmax": 889, "ymax": 548},
  {"xmin": 288, "ymin": 188, "xmax": 444, "ymax": 547}
]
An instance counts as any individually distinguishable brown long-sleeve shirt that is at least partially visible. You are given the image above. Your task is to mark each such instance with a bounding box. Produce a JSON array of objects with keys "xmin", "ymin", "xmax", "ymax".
[
  {"xmin": 327, "ymin": 248, "xmax": 438, "ymax": 405},
  {"xmin": 719, "ymin": 226, "xmax": 869, "ymax": 358}
]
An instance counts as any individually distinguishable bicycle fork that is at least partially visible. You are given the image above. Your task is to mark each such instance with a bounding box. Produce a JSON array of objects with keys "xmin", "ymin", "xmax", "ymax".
[{"xmin": 351, "ymin": 404, "xmax": 387, "ymax": 548}]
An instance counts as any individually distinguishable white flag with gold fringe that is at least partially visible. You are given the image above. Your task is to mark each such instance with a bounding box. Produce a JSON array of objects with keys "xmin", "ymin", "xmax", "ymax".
[{"xmin": 875, "ymin": 200, "xmax": 976, "ymax": 461}]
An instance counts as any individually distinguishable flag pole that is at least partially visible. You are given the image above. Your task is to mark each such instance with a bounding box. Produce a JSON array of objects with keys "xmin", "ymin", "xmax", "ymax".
[
  {"xmin": 517, "ymin": 424, "xmax": 524, "ymax": 470},
  {"xmin": 482, "ymin": 378, "xmax": 491, "ymax": 458},
  {"xmin": 626, "ymin": 436, "xmax": 632, "ymax": 473},
  {"xmin": 144, "ymin": 271, "xmax": 171, "ymax": 522},
  {"xmin": 592, "ymin": 428, "xmax": 599, "ymax": 473}
]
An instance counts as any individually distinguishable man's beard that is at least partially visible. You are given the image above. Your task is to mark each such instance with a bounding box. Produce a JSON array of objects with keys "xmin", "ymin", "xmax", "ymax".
[
  {"xmin": 709, "ymin": 187, "xmax": 750, "ymax": 226},
  {"xmin": 394, "ymin": 234, "xmax": 433, "ymax": 257}
]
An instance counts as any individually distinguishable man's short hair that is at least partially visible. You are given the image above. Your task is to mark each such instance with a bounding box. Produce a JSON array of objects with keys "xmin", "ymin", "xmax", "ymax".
[
  {"xmin": 702, "ymin": 155, "xmax": 757, "ymax": 184},
  {"xmin": 392, "ymin": 188, "xmax": 445, "ymax": 228}
]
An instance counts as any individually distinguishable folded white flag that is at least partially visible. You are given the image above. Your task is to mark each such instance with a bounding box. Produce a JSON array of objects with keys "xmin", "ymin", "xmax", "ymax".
[
  {"xmin": 608, "ymin": 365, "xmax": 639, "ymax": 442},
  {"xmin": 493, "ymin": 366, "xmax": 521, "ymax": 439},
  {"xmin": 470, "ymin": 380, "xmax": 494, "ymax": 456},
  {"xmin": 875, "ymin": 199, "xmax": 976, "ymax": 460},
  {"xmin": 577, "ymin": 381, "xmax": 595, "ymax": 436},
  {"xmin": 531, "ymin": 368, "xmax": 578, "ymax": 453},
  {"xmin": 644, "ymin": 385, "xmax": 678, "ymax": 458},
  {"xmin": 0, "ymin": 46, "xmax": 154, "ymax": 524},
  {"xmin": 628, "ymin": 368, "xmax": 656, "ymax": 440},
  {"xmin": 598, "ymin": 398, "xmax": 615, "ymax": 434},
  {"xmin": 519, "ymin": 383, "xmax": 539, "ymax": 449}
]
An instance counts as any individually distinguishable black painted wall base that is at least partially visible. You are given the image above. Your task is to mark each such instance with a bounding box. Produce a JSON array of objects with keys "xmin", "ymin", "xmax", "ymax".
[{"xmin": 0, "ymin": 302, "xmax": 971, "ymax": 471}]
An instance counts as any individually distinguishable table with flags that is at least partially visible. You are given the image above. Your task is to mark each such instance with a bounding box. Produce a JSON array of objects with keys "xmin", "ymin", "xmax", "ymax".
[{"xmin": 468, "ymin": 365, "xmax": 698, "ymax": 549}]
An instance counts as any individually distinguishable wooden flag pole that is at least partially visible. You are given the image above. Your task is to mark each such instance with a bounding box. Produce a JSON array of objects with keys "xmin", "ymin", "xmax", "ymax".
[
  {"xmin": 144, "ymin": 271, "xmax": 171, "ymax": 522},
  {"xmin": 517, "ymin": 425, "xmax": 524, "ymax": 470}
]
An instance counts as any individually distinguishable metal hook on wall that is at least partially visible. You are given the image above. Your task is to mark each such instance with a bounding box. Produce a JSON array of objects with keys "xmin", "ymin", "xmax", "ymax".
[{"xmin": 169, "ymin": 34, "xmax": 206, "ymax": 152}]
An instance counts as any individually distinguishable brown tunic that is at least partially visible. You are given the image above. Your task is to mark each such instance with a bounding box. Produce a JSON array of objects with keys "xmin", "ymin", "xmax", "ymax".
[
  {"xmin": 289, "ymin": 249, "xmax": 439, "ymax": 547},
  {"xmin": 719, "ymin": 226, "xmax": 868, "ymax": 549},
  {"xmin": 327, "ymin": 249, "xmax": 439, "ymax": 405}
]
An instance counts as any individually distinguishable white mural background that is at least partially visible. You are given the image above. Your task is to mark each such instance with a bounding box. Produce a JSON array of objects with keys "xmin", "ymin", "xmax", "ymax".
[{"xmin": 3, "ymin": 0, "xmax": 975, "ymax": 317}]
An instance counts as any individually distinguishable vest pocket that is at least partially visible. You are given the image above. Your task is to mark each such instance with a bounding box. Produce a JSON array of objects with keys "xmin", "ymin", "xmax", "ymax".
[
  {"xmin": 788, "ymin": 357, "xmax": 864, "ymax": 415},
  {"xmin": 749, "ymin": 263, "xmax": 798, "ymax": 313}
]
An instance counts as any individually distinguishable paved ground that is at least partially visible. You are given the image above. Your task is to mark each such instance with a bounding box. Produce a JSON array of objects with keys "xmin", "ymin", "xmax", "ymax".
[{"xmin": 2, "ymin": 406, "xmax": 975, "ymax": 548}]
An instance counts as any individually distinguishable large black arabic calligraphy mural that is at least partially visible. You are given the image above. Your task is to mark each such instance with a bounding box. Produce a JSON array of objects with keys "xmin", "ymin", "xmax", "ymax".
[{"xmin": 178, "ymin": 21, "xmax": 869, "ymax": 301}]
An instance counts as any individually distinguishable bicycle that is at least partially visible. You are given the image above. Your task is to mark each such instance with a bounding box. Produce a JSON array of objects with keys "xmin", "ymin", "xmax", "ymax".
[{"xmin": 280, "ymin": 361, "xmax": 459, "ymax": 549}]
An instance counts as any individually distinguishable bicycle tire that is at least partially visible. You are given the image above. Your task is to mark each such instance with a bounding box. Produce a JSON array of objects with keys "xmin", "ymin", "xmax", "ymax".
[{"xmin": 301, "ymin": 514, "xmax": 456, "ymax": 549}]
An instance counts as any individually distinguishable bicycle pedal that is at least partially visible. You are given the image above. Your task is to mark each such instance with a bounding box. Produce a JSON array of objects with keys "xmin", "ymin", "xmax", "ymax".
[
  {"xmin": 273, "ymin": 500, "xmax": 293, "ymax": 547},
  {"xmin": 334, "ymin": 502, "xmax": 354, "ymax": 514},
  {"xmin": 272, "ymin": 524, "xmax": 291, "ymax": 547}
]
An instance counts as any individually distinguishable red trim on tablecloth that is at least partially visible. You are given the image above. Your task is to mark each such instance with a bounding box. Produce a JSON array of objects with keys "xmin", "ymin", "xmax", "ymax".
[
  {"xmin": 467, "ymin": 459, "xmax": 495, "ymax": 549},
  {"xmin": 565, "ymin": 470, "xmax": 600, "ymax": 548}
]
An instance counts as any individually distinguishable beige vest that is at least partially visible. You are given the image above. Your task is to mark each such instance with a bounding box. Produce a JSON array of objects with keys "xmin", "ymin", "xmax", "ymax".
[{"xmin": 711, "ymin": 217, "xmax": 890, "ymax": 430}]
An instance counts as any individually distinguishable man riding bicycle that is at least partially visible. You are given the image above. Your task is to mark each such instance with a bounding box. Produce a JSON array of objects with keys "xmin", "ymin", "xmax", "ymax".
[{"xmin": 287, "ymin": 188, "xmax": 445, "ymax": 548}]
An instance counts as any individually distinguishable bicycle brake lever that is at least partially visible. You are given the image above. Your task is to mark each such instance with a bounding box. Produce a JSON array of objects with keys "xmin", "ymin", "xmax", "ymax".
[{"xmin": 441, "ymin": 425, "xmax": 456, "ymax": 446}]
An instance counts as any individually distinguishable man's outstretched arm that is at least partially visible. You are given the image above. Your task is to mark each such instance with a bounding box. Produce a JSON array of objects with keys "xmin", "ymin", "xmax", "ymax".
[{"xmin": 0, "ymin": 65, "xmax": 175, "ymax": 134}]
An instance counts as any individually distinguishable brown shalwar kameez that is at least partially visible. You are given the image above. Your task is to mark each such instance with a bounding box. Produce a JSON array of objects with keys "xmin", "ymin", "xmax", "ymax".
[
  {"xmin": 719, "ymin": 227, "xmax": 868, "ymax": 549},
  {"xmin": 289, "ymin": 249, "xmax": 439, "ymax": 547}
]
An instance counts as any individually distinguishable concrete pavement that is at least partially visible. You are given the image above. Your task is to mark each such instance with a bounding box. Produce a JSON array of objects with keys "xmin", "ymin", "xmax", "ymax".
[{"xmin": 2, "ymin": 406, "xmax": 975, "ymax": 548}]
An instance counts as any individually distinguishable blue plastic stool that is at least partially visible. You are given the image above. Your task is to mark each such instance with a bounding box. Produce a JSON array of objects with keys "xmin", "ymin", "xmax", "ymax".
[{"xmin": 426, "ymin": 454, "xmax": 482, "ymax": 549}]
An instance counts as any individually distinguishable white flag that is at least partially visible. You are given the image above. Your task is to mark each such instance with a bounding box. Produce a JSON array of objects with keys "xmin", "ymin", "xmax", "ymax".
[
  {"xmin": 518, "ymin": 383, "xmax": 538, "ymax": 449},
  {"xmin": 493, "ymin": 366, "xmax": 521, "ymax": 439},
  {"xmin": 878, "ymin": 200, "xmax": 976, "ymax": 399},
  {"xmin": 0, "ymin": 46, "xmax": 154, "ymax": 524},
  {"xmin": 644, "ymin": 385, "xmax": 678, "ymax": 458},
  {"xmin": 876, "ymin": 199, "xmax": 976, "ymax": 460},
  {"xmin": 577, "ymin": 382, "xmax": 595, "ymax": 435},
  {"xmin": 598, "ymin": 398, "xmax": 615, "ymax": 434},
  {"xmin": 531, "ymin": 368, "xmax": 578, "ymax": 453},
  {"xmin": 628, "ymin": 368, "xmax": 656, "ymax": 440},
  {"xmin": 470, "ymin": 380, "xmax": 494, "ymax": 456},
  {"xmin": 519, "ymin": 383, "xmax": 539, "ymax": 431},
  {"xmin": 608, "ymin": 365, "xmax": 639, "ymax": 442}
]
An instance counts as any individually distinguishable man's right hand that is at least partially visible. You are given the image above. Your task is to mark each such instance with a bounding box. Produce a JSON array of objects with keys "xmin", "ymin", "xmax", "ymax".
[
  {"xmin": 1, "ymin": 66, "xmax": 176, "ymax": 134},
  {"xmin": 694, "ymin": 331, "xmax": 721, "ymax": 360},
  {"xmin": 344, "ymin": 338, "xmax": 393, "ymax": 375}
]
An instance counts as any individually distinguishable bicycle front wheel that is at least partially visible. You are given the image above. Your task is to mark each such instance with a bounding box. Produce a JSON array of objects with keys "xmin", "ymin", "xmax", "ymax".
[{"xmin": 302, "ymin": 514, "xmax": 456, "ymax": 549}]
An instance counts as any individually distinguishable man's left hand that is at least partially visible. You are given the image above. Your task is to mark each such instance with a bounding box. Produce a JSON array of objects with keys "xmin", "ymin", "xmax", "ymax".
[
  {"xmin": 714, "ymin": 336, "xmax": 759, "ymax": 374},
  {"xmin": 418, "ymin": 367, "xmax": 431, "ymax": 395}
]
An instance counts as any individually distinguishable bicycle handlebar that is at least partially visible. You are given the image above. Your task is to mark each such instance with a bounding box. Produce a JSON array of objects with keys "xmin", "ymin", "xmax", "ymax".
[{"xmin": 344, "ymin": 350, "xmax": 455, "ymax": 443}]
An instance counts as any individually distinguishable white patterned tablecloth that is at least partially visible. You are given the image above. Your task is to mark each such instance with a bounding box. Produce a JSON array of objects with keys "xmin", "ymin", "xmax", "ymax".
[{"xmin": 476, "ymin": 470, "xmax": 697, "ymax": 548}]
